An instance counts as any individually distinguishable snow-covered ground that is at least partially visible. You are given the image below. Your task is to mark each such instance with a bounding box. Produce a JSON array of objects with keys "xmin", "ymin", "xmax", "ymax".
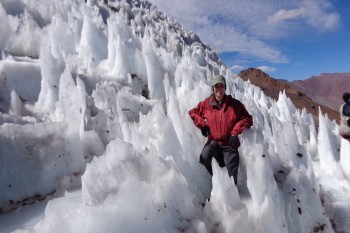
[{"xmin": 0, "ymin": 0, "xmax": 350, "ymax": 232}]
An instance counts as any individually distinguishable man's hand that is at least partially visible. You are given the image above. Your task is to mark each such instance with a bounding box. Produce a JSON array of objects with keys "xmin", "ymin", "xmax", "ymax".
[
  {"xmin": 229, "ymin": 135, "xmax": 239, "ymax": 148},
  {"xmin": 201, "ymin": 126, "xmax": 210, "ymax": 137}
]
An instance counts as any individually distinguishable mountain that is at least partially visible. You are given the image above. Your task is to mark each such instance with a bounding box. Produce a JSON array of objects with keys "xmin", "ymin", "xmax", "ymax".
[
  {"xmin": 238, "ymin": 68, "xmax": 340, "ymax": 124},
  {"xmin": 1, "ymin": 1, "xmax": 350, "ymax": 233},
  {"xmin": 292, "ymin": 73, "xmax": 350, "ymax": 111}
]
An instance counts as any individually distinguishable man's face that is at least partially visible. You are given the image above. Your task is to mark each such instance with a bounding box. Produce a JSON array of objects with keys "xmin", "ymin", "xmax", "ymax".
[{"xmin": 214, "ymin": 83, "xmax": 225, "ymax": 100}]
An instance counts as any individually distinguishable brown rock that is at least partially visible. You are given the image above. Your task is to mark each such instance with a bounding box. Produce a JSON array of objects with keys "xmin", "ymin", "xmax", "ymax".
[
  {"xmin": 238, "ymin": 68, "xmax": 340, "ymax": 124},
  {"xmin": 292, "ymin": 73, "xmax": 350, "ymax": 111}
]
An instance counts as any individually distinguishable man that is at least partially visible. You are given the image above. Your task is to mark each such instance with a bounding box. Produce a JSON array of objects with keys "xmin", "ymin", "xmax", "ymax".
[
  {"xmin": 339, "ymin": 92, "xmax": 350, "ymax": 140},
  {"xmin": 188, "ymin": 75, "xmax": 253, "ymax": 184}
]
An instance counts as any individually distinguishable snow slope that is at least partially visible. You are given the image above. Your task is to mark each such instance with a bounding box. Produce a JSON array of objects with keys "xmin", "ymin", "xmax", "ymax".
[{"xmin": 0, "ymin": 0, "xmax": 350, "ymax": 232}]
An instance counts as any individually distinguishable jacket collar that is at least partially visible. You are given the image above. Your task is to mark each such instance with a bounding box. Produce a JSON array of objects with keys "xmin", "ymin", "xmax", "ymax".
[{"xmin": 210, "ymin": 94, "xmax": 226, "ymax": 109}]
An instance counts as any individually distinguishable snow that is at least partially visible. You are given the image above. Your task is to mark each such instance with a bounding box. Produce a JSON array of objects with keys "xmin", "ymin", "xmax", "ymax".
[{"xmin": 0, "ymin": 0, "xmax": 349, "ymax": 233}]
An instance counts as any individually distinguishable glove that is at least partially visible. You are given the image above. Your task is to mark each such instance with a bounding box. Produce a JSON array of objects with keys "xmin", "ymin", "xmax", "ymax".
[
  {"xmin": 229, "ymin": 135, "xmax": 239, "ymax": 148},
  {"xmin": 200, "ymin": 126, "xmax": 210, "ymax": 137}
]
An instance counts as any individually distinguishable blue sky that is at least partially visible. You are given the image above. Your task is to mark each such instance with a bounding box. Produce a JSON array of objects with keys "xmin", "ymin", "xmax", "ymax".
[{"xmin": 145, "ymin": 0, "xmax": 350, "ymax": 81}]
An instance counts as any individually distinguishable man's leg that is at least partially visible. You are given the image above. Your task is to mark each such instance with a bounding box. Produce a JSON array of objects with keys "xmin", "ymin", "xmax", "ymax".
[
  {"xmin": 222, "ymin": 146, "xmax": 240, "ymax": 184},
  {"xmin": 199, "ymin": 140, "xmax": 222, "ymax": 175}
]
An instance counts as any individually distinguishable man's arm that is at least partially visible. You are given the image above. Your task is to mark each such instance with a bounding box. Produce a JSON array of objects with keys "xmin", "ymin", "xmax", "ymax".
[
  {"xmin": 231, "ymin": 101, "xmax": 253, "ymax": 136},
  {"xmin": 188, "ymin": 101, "xmax": 207, "ymax": 129}
]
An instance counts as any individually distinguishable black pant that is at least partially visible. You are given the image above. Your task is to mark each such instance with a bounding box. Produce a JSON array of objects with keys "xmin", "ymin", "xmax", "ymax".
[{"xmin": 199, "ymin": 140, "xmax": 239, "ymax": 184}]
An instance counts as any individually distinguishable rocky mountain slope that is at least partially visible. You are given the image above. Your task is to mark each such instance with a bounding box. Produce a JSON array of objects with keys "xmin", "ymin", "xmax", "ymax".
[
  {"xmin": 238, "ymin": 68, "xmax": 340, "ymax": 124},
  {"xmin": 292, "ymin": 73, "xmax": 350, "ymax": 111}
]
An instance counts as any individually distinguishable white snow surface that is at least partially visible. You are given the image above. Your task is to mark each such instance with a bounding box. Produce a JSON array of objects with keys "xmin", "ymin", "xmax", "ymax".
[{"xmin": 0, "ymin": 0, "xmax": 349, "ymax": 233}]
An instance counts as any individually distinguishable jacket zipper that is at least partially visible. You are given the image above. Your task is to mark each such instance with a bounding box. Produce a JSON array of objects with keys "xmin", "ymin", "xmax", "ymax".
[{"xmin": 220, "ymin": 106, "xmax": 223, "ymax": 142}]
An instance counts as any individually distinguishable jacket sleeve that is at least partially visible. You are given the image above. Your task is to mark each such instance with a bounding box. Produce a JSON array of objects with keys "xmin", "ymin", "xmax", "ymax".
[
  {"xmin": 339, "ymin": 104, "xmax": 350, "ymax": 139},
  {"xmin": 343, "ymin": 104, "xmax": 350, "ymax": 117},
  {"xmin": 231, "ymin": 101, "xmax": 253, "ymax": 136},
  {"xmin": 188, "ymin": 101, "xmax": 207, "ymax": 129}
]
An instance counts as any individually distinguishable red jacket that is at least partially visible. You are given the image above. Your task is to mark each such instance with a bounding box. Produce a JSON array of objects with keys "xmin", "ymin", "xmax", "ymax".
[{"xmin": 189, "ymin": 94, "xmax": 253, "ymax": 146}]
